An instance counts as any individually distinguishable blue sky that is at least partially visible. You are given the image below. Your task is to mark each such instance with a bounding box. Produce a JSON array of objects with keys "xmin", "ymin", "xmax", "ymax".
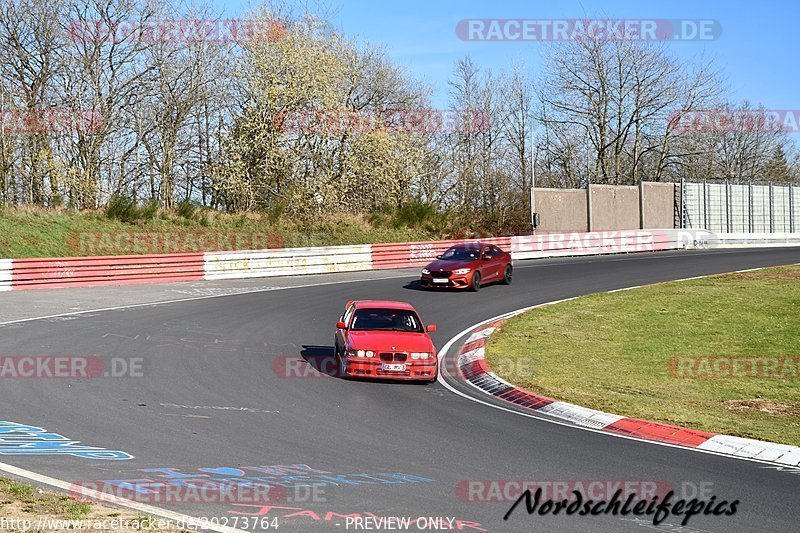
[{"xmin": 210, "ymin": 0, "xmax": 798, "ymax": 109}]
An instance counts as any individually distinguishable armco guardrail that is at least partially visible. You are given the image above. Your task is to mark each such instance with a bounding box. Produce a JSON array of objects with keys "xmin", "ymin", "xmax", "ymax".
[
  {"xmin": 511, "ymin": 230, "xmax": 681, "ymax": 259},
  {"xmin": 372, "ymin": 237, "xmax": 511, "ymax": 270},
  {"xmin": 0, "ymin": 259, "xmax": 11, "ymax": 291},
  {"xmin": 683, "ymin": 231, "xmax": 800, "ymax": 248},
  {"xmin": 204, "ymin": 245, "xmax": 372, "ymax": 280},
  {"xmin": 0, "ymin": 229, "xmax": 798, "ymax": 290},
  {"xmin": 9, "ymin": 253, "xmax": 205, "ymax": 290}
]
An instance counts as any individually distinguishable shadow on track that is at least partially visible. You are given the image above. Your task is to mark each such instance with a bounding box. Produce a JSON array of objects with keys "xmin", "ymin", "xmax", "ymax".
[{"xmin": 300, "ymin": 345, "xmax": 340, "ymax": 378}]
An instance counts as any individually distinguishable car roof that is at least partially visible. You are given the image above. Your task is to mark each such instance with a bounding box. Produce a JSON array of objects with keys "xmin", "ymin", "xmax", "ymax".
[{"xmin": 350, "ymin": 300, "xmax": 417, "ymax": 311}]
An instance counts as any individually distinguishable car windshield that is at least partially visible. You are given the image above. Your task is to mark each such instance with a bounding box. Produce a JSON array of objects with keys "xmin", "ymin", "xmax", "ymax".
[
  {"xmin": 439, "ymin": 246, "xmax": 480, "ymax": 261},
  {"xmin": 350, "ymin": 308, "xmax": 424, "ymax": 332}
]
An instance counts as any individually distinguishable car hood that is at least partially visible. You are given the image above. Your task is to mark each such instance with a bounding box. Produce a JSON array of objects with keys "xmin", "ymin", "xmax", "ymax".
[
  {"xmin": 346, "ymin": 331, "xmax": 435, "ymax": 353},
  {"xmin": 424, "ymin": 259, "xmax": 476, "ymax": 271}
]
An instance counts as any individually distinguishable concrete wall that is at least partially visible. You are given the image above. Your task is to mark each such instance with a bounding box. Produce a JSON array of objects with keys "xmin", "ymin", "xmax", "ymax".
[
  {"xmin": 590, "ymin": 185, "xmax": 639, "ymax": 231},
  {"xmin": 532, "ymin": 182, "xmax": 676, "ymax": 232},
  {"xmin": 532, "ymin": 188, "xmax": 588, "ymax": 232},
  {"xmin": 642, "ymin": 182, "xmax": 676, "ymax": 229}
]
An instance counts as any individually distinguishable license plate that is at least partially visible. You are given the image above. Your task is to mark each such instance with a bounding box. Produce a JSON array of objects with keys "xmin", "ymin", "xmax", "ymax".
[
  {"xmin": 432, "ymin": 278, "xmax": 449, "ymax": 284},
  {"xmin": 381, "ymin": 363, "xmax": 406, "ymax": 372}
]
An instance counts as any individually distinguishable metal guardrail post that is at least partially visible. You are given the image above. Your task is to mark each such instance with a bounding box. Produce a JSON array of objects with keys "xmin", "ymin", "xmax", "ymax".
[
  {"xmin": 748, "ymin": 181, "xmax": 754, "ymax": 233},
  {"xmin": 586, "ymin": 184, "xmax": 592, "ymax": 232},
  {"xmin": 769, "ymin": 182, "xmax": 774, "ymax": 233}
]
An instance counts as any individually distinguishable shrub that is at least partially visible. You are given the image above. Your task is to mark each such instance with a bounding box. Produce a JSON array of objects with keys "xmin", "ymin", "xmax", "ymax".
[
  {"xmin": 177, "ymin": 198, "xmax": 196, "ymax": 219},
  {"xmin": 138, "ymin": 200, "xmax": 159, "ymax": 221},
  {"xmin": 105, "ymin": 194, "xmax": 138, "ymax": 223},
  {"xmin": 105, "ymin": 195, "xmax": 159, "ymax": 223}
]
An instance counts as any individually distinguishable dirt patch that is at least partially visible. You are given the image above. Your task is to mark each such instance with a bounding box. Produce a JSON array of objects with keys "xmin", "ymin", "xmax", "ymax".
[
  {"xmin": 723, "ymin": 399, "xmax": 800, "ymax": 417},
  {"xmin": 717, "ymin": 267, "xmax": 800, "ymax": 283}
]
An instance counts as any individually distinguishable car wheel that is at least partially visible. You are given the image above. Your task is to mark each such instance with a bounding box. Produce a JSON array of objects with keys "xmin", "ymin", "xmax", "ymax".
[
  {"xmin": 501, "ymin": 264, "xmax": 513, "ymax": 285},
  {"xmin": 469, "ymin": 271, "xmax": 481, "ymax": 292},
  {"xmin": 338, "ymin": 350, "xmax": 349, "ymax": 379}
]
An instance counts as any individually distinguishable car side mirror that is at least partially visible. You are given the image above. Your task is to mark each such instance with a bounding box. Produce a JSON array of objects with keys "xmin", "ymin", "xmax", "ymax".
[
  {"xmin": 427, "ymin": 324, "xmax": 437, "ymax": 332},
  {"xmin": 435, "ymin": 254, "xmax": 443, "ymax": 259},
  {"xmin": 336, "ymin": 321, "xmax": 346, "ymax": 329}
]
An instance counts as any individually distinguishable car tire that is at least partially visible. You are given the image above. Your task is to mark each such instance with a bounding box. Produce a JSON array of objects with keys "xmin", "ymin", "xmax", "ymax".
[
  {"xmin": 501, "ymin": 264, "xmax": 513, "ymax": 285},
  {"xmin": 338, "ymin": 350, "xmax": 350, "ymax": 379},
  {"xmin": 469, "ymin": 271, "xmax": 481, "ymax": 292}
]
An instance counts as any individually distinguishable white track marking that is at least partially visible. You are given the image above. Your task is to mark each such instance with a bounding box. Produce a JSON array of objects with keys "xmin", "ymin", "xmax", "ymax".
[{"xmin": 0, "ymin": 461, "xmax": 243, "ymax": 533}]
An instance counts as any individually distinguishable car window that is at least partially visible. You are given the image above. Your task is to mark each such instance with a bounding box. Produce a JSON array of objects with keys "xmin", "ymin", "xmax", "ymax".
[
  {"xmin": 350, "ymin": 308, "xmax": 423, "ymax": 332},
  {"xmin": 440, "ymin": 246, "xmax": 480, "ymax": 261},
  {"xmin": 491, "ymin": 245, "xmax": 503, "ymax": 255},
  {"xmin": 343, "ymin": 304, "xmax": 356, "ymax": 326}
]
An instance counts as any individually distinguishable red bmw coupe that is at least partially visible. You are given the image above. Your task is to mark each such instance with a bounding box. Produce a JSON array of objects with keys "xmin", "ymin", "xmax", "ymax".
[
  {"xmin": 334, "ymin": 300, "xmax": 438, "ymax": 382},
  {"xmin": 420, "ymin": 242, "xmax": 512, "ymax": 291}
]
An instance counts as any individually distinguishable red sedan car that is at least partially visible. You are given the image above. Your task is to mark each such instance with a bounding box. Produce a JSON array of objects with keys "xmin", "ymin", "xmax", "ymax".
[
  {"xmin": 420, "ymin": 242, "xmax": 512, "ymax": 291},
  {"xmin": 334, "ymin": 300, "xmax": 438, "ymax": 382}
]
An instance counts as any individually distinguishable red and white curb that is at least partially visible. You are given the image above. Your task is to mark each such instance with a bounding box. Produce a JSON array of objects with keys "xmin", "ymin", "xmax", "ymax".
[{"xmin": 442, "ymin": 267, "xmax": 800, "ymax": 468}]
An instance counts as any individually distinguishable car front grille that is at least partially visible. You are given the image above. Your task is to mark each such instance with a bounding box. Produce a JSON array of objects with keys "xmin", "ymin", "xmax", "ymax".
[
  {"xmin": 379, "ymin": 352, "xmax": 408, "ymax": 362},
  {"xmin": 431, "ymin": 271, "xmax": 452, "ymax": 278}
]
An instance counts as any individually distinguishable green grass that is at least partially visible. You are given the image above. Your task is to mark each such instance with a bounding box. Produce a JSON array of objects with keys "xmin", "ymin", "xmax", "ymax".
[
  {"xmin": 0, "ymin": 206, "xmax": 447, "ymax": 258},
  {"xmin": 3, "ymin": 480, "xmax": 35, "ymax": 501},
  {"xmin": 486, "ymin": 266, "xmax": 800, "ymax": 445},
  {"xmin": 0, "ymin": 477, "xmax": 92, "ymax": 519}
]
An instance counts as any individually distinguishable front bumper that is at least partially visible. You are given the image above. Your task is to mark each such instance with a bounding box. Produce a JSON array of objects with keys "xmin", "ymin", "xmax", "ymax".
[
  {"xmin": 420, "ymin": 274, "xmax": 471, "ymax": 289},
  {"xmin": 343, "ymin": 358, "xmax": 438, "ymax": 380}
]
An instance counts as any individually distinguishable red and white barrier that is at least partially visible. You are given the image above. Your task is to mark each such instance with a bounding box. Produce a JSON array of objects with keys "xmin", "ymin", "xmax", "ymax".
[
  {"xmin": 204, "ymin": 245, "xmax": 372, "ymax": 280},
  {"xmin": 0, "ymin": 229, "xmax": 797, "ymax": 290},
  {"xmin": 0, "ymin": 259, "xmax": 12, "ymax": 291},
  {"xmin": 372, "ymin": 237, "xmax": 511, "ymax": 270},
  {"xmin": 511, "ymin": 230, "xmax": 680, "ymax": 259},
  {"xmin": 9, "ymin": 253, "xmax": 205, "ymax": 290}
]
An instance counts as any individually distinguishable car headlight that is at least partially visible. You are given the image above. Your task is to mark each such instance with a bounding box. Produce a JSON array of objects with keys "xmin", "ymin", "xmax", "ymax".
[
  {"xmin": 453, "ymin": 268, "xmax": 471, "ymax": 275},
  {"xmin": 348, "ymin": 350, "xmax": 373, "ymax": 358},
  {"xmin": 410, "ymin": 352, "xmax": 432, "ymax": 360},
  {"xmin": 421, "ymin": 269, "xmax": 431, "ymax": 275}
]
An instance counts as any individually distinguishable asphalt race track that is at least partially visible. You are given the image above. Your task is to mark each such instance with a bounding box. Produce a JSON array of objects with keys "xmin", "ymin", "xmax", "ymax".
[{"xmin": 1, "ymin": 248, "xmax": 799, "ymax": 532}]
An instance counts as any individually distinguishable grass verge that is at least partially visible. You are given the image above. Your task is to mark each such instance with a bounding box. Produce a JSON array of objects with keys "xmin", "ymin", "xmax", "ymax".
[
  {"xmin": 0, "ymin": 206, "xmax": 449, "ymax": 258},
  {"xmin": 0, "ymin": 476, "xmax": 184, "ymax": 531},
  {"xmin": 485, "ymin": 265, "xmax": 800, "ymax": 445}
]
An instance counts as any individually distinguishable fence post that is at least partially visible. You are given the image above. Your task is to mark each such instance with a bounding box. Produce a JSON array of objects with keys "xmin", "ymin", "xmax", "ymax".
[
  {"xmin": 790, "ymin": 183, "xmax": 795, "ymax": 233},
  {"xmin": 703, "ymin": 179, "xmax": 709, "ymax": 230},
  {"xmin": 748, "ymin": 181, "xmax": 754, "ymax": 233},
  {"xmin": 679, "ymin": 178, "xmax": 685, "ymax": 229},
  {"xmin": 586, "ymin": 184, "xmax": 593, "ymax": 232},
  {"xmin": 639, "ymin": 179, "xmax": 645, "ymax": 229},
  {"xmin": 725, "ymin": 180, "xmax": 731, "ymax": 233},
  {"xmin": 769, "ymin": 182, "xmax": 774, "ymax": 233}
]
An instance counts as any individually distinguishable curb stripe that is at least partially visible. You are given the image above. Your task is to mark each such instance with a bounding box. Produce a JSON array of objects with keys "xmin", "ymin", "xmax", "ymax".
[{"xmin": 449, "ymin": 267, "xmax": 800, "ymax": 467}]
